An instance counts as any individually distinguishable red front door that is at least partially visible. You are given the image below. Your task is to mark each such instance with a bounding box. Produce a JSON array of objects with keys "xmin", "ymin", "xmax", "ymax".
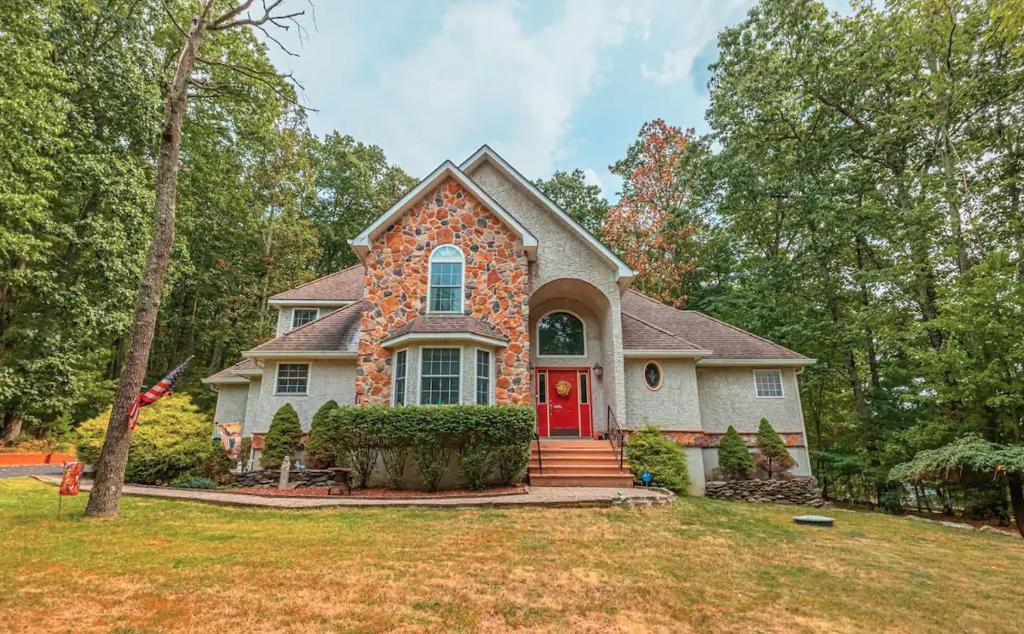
[{"xmin": 534, "ymin": 368, "xmax": 592, "ymax": 437}]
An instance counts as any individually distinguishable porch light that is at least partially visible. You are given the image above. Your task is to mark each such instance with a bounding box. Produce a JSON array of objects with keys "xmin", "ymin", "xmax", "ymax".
[{"xmin": 592, "ymin": 362, "xmax": 603, "ymax": 378}]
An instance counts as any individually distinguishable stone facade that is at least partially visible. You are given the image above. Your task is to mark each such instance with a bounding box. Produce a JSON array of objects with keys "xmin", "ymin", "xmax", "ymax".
[
  {"xmin": 228, "ymin": 468, "xmax": 337, "ymax": 489},
  {"xmin": 704, "ymin": 476, "xmax": 825, "ymax": 507},
  {"xmin": 356, "ymin": 178, "xmax": 530, "ymax": 404}
]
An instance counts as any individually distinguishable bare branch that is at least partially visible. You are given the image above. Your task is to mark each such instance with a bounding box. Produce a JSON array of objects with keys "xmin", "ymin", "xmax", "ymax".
[
  {"xmin": 253, "ymin": 23, "xmax": 298, "ymax": 57},
  {"xmin": 195, "ymin": 56, "xmax": 316, "ymax": 112},
  {"xmin": 211, "ymin": 0, "xmax": 305, "ymax": 31}
]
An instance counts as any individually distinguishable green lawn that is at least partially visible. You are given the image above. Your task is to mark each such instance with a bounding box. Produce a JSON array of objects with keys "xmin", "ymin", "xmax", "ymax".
[{"xmin": 1, "ymin": 478, "xmax": 1021, "ymax": 633}]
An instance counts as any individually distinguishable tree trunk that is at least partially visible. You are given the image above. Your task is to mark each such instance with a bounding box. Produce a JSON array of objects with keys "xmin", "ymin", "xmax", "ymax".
[
  {"xmin": 85, "ymin": 14, "xmax": 208, "ymax": 518},
  {"xmin": 1008, "ymin": 473, "xmax": 1024, "ymax": 538},
  {"xmin": 2, "ymin": 411, "xmax": 24, "ymax": 445}
]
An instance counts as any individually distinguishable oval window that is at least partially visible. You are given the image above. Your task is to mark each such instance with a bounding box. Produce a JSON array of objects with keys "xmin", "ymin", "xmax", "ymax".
[{"xmin": 643, "ymin": 361, "xmax": 662, "ymax": 390}]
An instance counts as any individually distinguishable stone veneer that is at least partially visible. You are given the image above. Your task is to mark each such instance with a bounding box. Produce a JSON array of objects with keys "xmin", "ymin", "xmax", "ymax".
[
  {"xmin": 704, "ymin": 477, "xmax": 825, "ymax": 507},
  {"xmin": 356, "ymin": 177, "xmax": 530, "ymax": 404}
]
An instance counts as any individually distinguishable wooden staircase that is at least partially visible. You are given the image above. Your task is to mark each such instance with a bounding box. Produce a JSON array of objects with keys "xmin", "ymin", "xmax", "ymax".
[{"xmin": 529, "ymin": 439, "xmax": 634, "ymax": 487}]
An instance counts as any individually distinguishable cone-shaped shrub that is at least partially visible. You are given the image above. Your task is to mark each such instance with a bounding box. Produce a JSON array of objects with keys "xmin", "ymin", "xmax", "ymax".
[
  {"xmin": 718, "ymin": 425, "xmax": 755, "ymax": 480},
  {"xmin": 262, "ymin": 403, "xmax": 302, "ymax": 469},
  {"xmin": 306, "ymin": 400, "xmax": 339, "ymax": 467},
  {"xmin": 755, "ymin": 418, "xmax": 796, "ymax": 479}
]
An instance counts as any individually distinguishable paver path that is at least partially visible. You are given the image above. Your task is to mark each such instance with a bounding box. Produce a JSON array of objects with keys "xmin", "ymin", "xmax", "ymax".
[
  {"xmin": 1, "ymin": 465, "xmax": 63, "ymax": 479},
  {"xmin": 32, "ymin": 475, "xmax": 672, "ymax": 509}
]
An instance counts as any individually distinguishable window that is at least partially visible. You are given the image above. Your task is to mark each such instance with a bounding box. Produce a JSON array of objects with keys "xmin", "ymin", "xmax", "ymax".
[
  {"xmin": 475, "ymin": 349, "xmax": 491, "ymax": 405},
  {"xmin": 578, "ymin": 372, "xmax": 589, "ymax": 404},
  {"xmin": 392, "ymin": 350, "xmax": 408, "ymax": 405},
  {"xmin": 420, "ymin": 348, "xmax": 461, "ymax": 404},
  {"xmin": 428, "ymin": 245, "xmax": 464, "ymax": 313},
  {"xmin": 275, "ymin": 363, "xmax": 309, "ymax": 394},
  {"xmin": 644, "ymin": 361, "xmax": 663, "ymax": 391},
  {"xmin": 537, "ymin": 311, "xmax": 585, "ymax": 356},
  {"xmin": 754, "ymin": 369, "xmax": 784, "ymax": 398},
  {"xmin": 537, "ymin": 372, "xmax": 547, "ymax": 404},
  {"xmin": 291, "ymin": 308, "xmax": 319, "ymax": 329}
]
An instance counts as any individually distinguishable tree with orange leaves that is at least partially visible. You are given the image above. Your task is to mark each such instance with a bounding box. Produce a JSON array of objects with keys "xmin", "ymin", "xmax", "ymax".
[{"xmin": 605, "ymin": 119, "xmax": 696, "ymax": 308}]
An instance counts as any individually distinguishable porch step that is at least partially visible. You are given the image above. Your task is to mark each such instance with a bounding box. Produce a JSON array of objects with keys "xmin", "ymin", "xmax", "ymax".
[
  {"xmin": 530, "ymin": 474, "xmax": 636, "ymax": 487},
  {"xmin": 530, "ymin": 438, "xmax": 633, "ymax": 488}
]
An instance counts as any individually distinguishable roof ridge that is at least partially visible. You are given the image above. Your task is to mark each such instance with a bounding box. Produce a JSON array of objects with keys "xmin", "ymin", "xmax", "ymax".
[
  {"xmin": 620, "ymin": 309, "xmax": 701, "ymax": 349},
  {"xmin": 269, "ymin": 264, "xmax": 363, "ymax": 299}
]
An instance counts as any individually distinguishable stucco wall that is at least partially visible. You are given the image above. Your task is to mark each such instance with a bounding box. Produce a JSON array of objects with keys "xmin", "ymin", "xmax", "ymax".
[
  {"xmin": 213, "ymin": 384, "xmax": 248, "ymax": 423},
  {"xmin": 696, "ymin": 367, "xmax": 805, "ymax": 434},
  {"xmin": 701, "ymin": 446, "xmax": 812, "ymax": 478},
  {"xmin": 467, "ymin": 162, "xmax": 627, "ymax": 419},
  {"xmin": 249, "ymin": 359, "xmax": 356, "ymax": 433},
  {"xmin": 242, "ymin": 376, "xmax": 262, "ymax": 437},
  {"xmin": 623, "ymin": 359, "xmax": 701, "ymax": 430}
]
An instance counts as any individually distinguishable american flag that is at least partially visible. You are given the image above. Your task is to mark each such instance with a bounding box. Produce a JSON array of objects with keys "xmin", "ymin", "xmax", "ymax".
[{"xmin": 128, "ymin": 356, "xmax": 193, "ymax": 430}]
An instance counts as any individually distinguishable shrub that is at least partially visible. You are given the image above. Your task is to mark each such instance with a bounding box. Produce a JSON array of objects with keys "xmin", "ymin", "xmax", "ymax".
[
  {"xmin": 718, "ymin": 425, "xmax": 755, "ymax": 480},
  {"xmin": 199, "ymin": 440, "xmax": 235, "ymax": 485},
  {"xmin": 754, "ymin": 418, "xmax": 796, "ymax": 479},
  {"xmin": 624, "ymin": 425, "xmax": 690, "ymax": 494},
  {"xmin": 310, "ymin": 404, "xmax": 534, "ymax": 491},
  {"xmin": 262, "ymin": 404, "xmax": 302, "ymax": 469},
  {"xmin": 75, "ymin": 394, "xmax": 216, "ymax": 485},
  {"xmin": 172, "ymin": 476, "xmax": 215, "ymax": 489},
  {"xmin": 306, "ymin": 400, "xmax": 339, "ymax": 467}
]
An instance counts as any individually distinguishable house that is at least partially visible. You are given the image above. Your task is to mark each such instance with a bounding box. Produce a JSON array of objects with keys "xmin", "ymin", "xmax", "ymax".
[{"xmin": 202, "ymin": 146, "xmax": 815, "ymax": 494}]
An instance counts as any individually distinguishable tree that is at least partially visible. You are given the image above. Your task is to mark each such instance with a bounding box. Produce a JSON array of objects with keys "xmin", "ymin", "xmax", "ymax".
[
  {"xmin": 754, "ymin": 418, "xmax": 796, "ymax": 479},
  {"xmin": 86, "ymin": 0, "xmax": 308, "ymax": 518},
  {"xmin": 534, "ymin": 169, "xmax": 609, "ymax": 236},
  {"xmin": 262, "ymin": 403, "xmax": 302, "ymax": 469},
  {"xmin": 718, "ymin": 425, "xmax": 755, "ymax": 480},
  {"xmin": 604, "ymin": 119, "xmax": 698, "ymax": 307}
]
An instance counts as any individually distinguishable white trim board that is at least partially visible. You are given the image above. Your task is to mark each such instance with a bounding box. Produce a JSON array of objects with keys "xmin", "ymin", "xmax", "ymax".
[
  {"xmin": 460, "ymin": 145, "xmax": 634, "ymax": 283},
  {"xmin": 381, "ymin": 332, "xmax": 508, "ymax": 349},
  {"xmin": 348, "ymin": 161, "xmax": 538, "ymax": 261},
  {"xmin": 623, "ymin": 349, "xmax": 712, "ymax": 359},
  {"xmin": 268, "ymin": 299, "xmax": 356, "ymax": 307},
  {"xmin": 242, "ymin": 350, "xmax": 357, "ymax": 360},
  {"xmin": 696, "ymin": 358, "xmax": 816, "ymax": 367}
]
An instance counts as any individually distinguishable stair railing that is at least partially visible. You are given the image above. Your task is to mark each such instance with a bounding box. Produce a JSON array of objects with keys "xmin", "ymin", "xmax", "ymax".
[
  {"xmin": 533, "ymin": 432, "xmax": 543, "ymax": 474},
  {"xmin": 606, "ymin": 406, "xmax": 625, "ymax": 472}
]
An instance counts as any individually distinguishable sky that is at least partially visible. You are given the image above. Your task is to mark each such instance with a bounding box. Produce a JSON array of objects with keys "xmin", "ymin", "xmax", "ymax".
[{"xmin": 267, "ymin": 0, "xmax": 843, "ymax": 200}]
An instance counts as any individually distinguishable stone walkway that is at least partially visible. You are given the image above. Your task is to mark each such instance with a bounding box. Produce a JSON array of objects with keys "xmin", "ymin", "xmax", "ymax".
[
  {"xmin": 33, "ymin": 475, "xmax": 673, "ymax": 509},
  {"xmin": 1, "ymin": 465, "xmax": 63, "ymax": 479}
]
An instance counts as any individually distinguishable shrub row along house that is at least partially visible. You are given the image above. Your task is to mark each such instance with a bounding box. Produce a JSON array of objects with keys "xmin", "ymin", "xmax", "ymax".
[{"xmin": 203, "ymin": 146, "xmax": 815, "ymax": 493}]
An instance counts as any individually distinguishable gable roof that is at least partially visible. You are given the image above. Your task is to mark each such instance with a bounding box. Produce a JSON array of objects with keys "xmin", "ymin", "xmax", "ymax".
[
  {"xmin": 460, "ymin": 145, "xmax": 635, "ymax": 283},
  {"xmin": 243, "ymin": 302, "xmax": 367, "ymax": 358},
  {"xmin": 201, "ymin": 358, "xmax": 259, "ymax": 385},
  {"xmin": 620, "ymin": 290, "xmax": 813, "ymax": 364},
  {"xmin": 268, "ymin": 265, "xmax": 364, "ymax": 305},
  {"xmin": 620, "ymin": 312, "xmax": 709, "ymax": 357},
  {"xmin": 348, "ymin": 161, "xmax": 538, "ymax": 261}
]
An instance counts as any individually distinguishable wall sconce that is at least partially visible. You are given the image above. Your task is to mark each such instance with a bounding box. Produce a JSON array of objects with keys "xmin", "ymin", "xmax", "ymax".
[{"xmin": 592, "ymin": 362, "xmax": 603, "ymax": 379}]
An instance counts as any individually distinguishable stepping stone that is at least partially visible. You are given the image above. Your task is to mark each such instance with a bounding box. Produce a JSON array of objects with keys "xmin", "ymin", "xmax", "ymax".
[{"xmin": 794, "ymin": 515, "xmax": 834, "ymax": 527}]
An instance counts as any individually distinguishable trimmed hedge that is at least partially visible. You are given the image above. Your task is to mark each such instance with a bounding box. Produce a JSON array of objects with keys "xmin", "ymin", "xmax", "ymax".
[
  {"xmin": 306, "ymin": 404, "xmax": 535, "ymax": 491},
  {"xmin": 262, "ymin": 404, "xmax": 301, "ymax": 469}
]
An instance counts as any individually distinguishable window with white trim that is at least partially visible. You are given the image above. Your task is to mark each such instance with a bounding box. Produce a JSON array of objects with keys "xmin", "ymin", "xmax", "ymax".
[
  {"xmin": 428, "ymin": 245, "xmax": 464, "ymax": 313},
  {"xmin": 291, "ymin": 308, "xmax": 319, "ymax": 329},
  {"xmin": 275, "ymin": 363, "xmax": 309, "ymax": 394},
  {"xmin": 754, "ymin": 369, "xmax": 784, "ymax": 398},
  {"xmin": 475, "ymin": 349, "xmax": 491, "ymax": 405},
  {"xmin": 420, "ymin": 348, "xmax": 460, "ymax": 404},
  {"xmin": 392, "ymin": 350, "xmax": 408, "ymax": 405}
]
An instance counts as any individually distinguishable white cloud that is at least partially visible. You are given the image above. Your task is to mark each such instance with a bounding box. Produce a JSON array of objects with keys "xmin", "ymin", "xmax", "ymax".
[
  {"xmin": 320, "ymin": 0, "xmax": 648, "ymax": 178},
  {"xmin": 582, "ymin": 168, "xmax": 604, "ymax": 195}
]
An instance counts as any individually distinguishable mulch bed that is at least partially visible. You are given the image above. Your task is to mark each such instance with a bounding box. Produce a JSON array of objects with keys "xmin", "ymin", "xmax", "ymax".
[{"xmin": 228, "ymin": 485, "xmax": 528, "ymax": 499}]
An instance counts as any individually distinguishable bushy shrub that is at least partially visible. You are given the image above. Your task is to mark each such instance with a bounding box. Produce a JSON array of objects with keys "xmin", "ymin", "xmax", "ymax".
[
  {"xmin": 625, "ymin": 425, "xmax": 690, "ymax": 494},
  {"xmin": 262, "ymin": 404, "xmax": 302, "ymax": 469},
  {"xmin": 718, "ymin": 425, "xmax": 755, "ymax": 480},
  {"xmin": 308, "ymin": 404, "xmax": 535, "ymax": 491},
  {"xmin": 754, "ymin": 418, "xmax": 796, "ymax": 479},
  {"xmin": 199, "ymin": 440, "xmax": 235, "ymax": 484},
  {"xmin": 306, "ymin": 400, "xmax": 339, "ymax": 467},
  {"xmin": 172, "ymin": 476, "xmax": 215, "ymax": 489},
  {"xmin": 76, "ymin": 394, "xmax": 216, "ymax": 485}
]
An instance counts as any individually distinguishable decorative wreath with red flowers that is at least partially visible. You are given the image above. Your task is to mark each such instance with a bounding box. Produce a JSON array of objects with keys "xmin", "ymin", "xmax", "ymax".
[{"xmin": 555, "ymin": 380, "xmax": 573, "ymax": 398}]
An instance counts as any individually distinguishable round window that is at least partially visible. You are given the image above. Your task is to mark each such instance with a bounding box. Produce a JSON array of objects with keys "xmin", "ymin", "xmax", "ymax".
[{"xmin": 643, "ymin": 361, "xmax": 663, "ymax": 390}]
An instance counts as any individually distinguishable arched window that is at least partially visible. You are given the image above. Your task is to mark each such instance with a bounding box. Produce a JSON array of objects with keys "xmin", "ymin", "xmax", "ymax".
[
  {"xmin": 537, "ymin": 311, "xmax": 586, "ymax": 357},
  {"xmin": 428, "ymin": 245, "xmax": 464, "ymax": 313}
]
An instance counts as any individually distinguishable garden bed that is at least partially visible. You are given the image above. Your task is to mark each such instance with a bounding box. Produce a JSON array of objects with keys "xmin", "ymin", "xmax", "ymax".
[{"xmin": 228, "ymin": 485, "xmax": 528, "ymax": 499}]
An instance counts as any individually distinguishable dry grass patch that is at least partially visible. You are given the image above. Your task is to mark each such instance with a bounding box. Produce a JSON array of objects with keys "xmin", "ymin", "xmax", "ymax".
[{"xmin": 1, "ymin": 478, "xmax": 1022, "ymax": 633}]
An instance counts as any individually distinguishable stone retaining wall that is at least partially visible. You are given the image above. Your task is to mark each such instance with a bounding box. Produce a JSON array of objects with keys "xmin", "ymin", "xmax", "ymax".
[
  {"xmin": 704, "ymin": 476, "xmax": 825, "ymax": 507},
  {"xmin": 227, "ymin": 469, "xmax": 336, "ymax": 489}
]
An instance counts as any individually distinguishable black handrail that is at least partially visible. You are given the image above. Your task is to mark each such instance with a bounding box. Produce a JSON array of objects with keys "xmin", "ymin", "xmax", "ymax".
[
  {"xmin": 606, "ymin": 406, "xmax": 624, "ymax": 472},
  {"xmin": 533, "ymin": 432, "xmax": 543, "ymax": 474}
]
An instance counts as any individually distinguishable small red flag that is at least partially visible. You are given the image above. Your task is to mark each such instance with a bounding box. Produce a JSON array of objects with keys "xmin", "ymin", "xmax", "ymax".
[{"xmin": 59, "ymin": 462, "xmax": 85, "ymax": 496}]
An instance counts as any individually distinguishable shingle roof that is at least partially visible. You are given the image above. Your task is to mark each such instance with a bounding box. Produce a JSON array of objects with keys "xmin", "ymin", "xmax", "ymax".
[
  {"xmin": 268, "ymin": 265, "xmax": 364, "ymax": 302},
  {"xmin": 202, "ymin": 358, "xmax": 258, "ymax": 384},
  {"xmin": 620, "ymin": 290, "xmax": 808, "ymax": 360},
  {"xmin": 383, "ymin": 314, "xmax": 507, "ymax": 343},
  {"xmin": 620, "ymin": 312, "xmax": 703, "ymax": 351},
  {"xmin": 247, "ymin": 302, "xmax": 367, "ymax": 355}
]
